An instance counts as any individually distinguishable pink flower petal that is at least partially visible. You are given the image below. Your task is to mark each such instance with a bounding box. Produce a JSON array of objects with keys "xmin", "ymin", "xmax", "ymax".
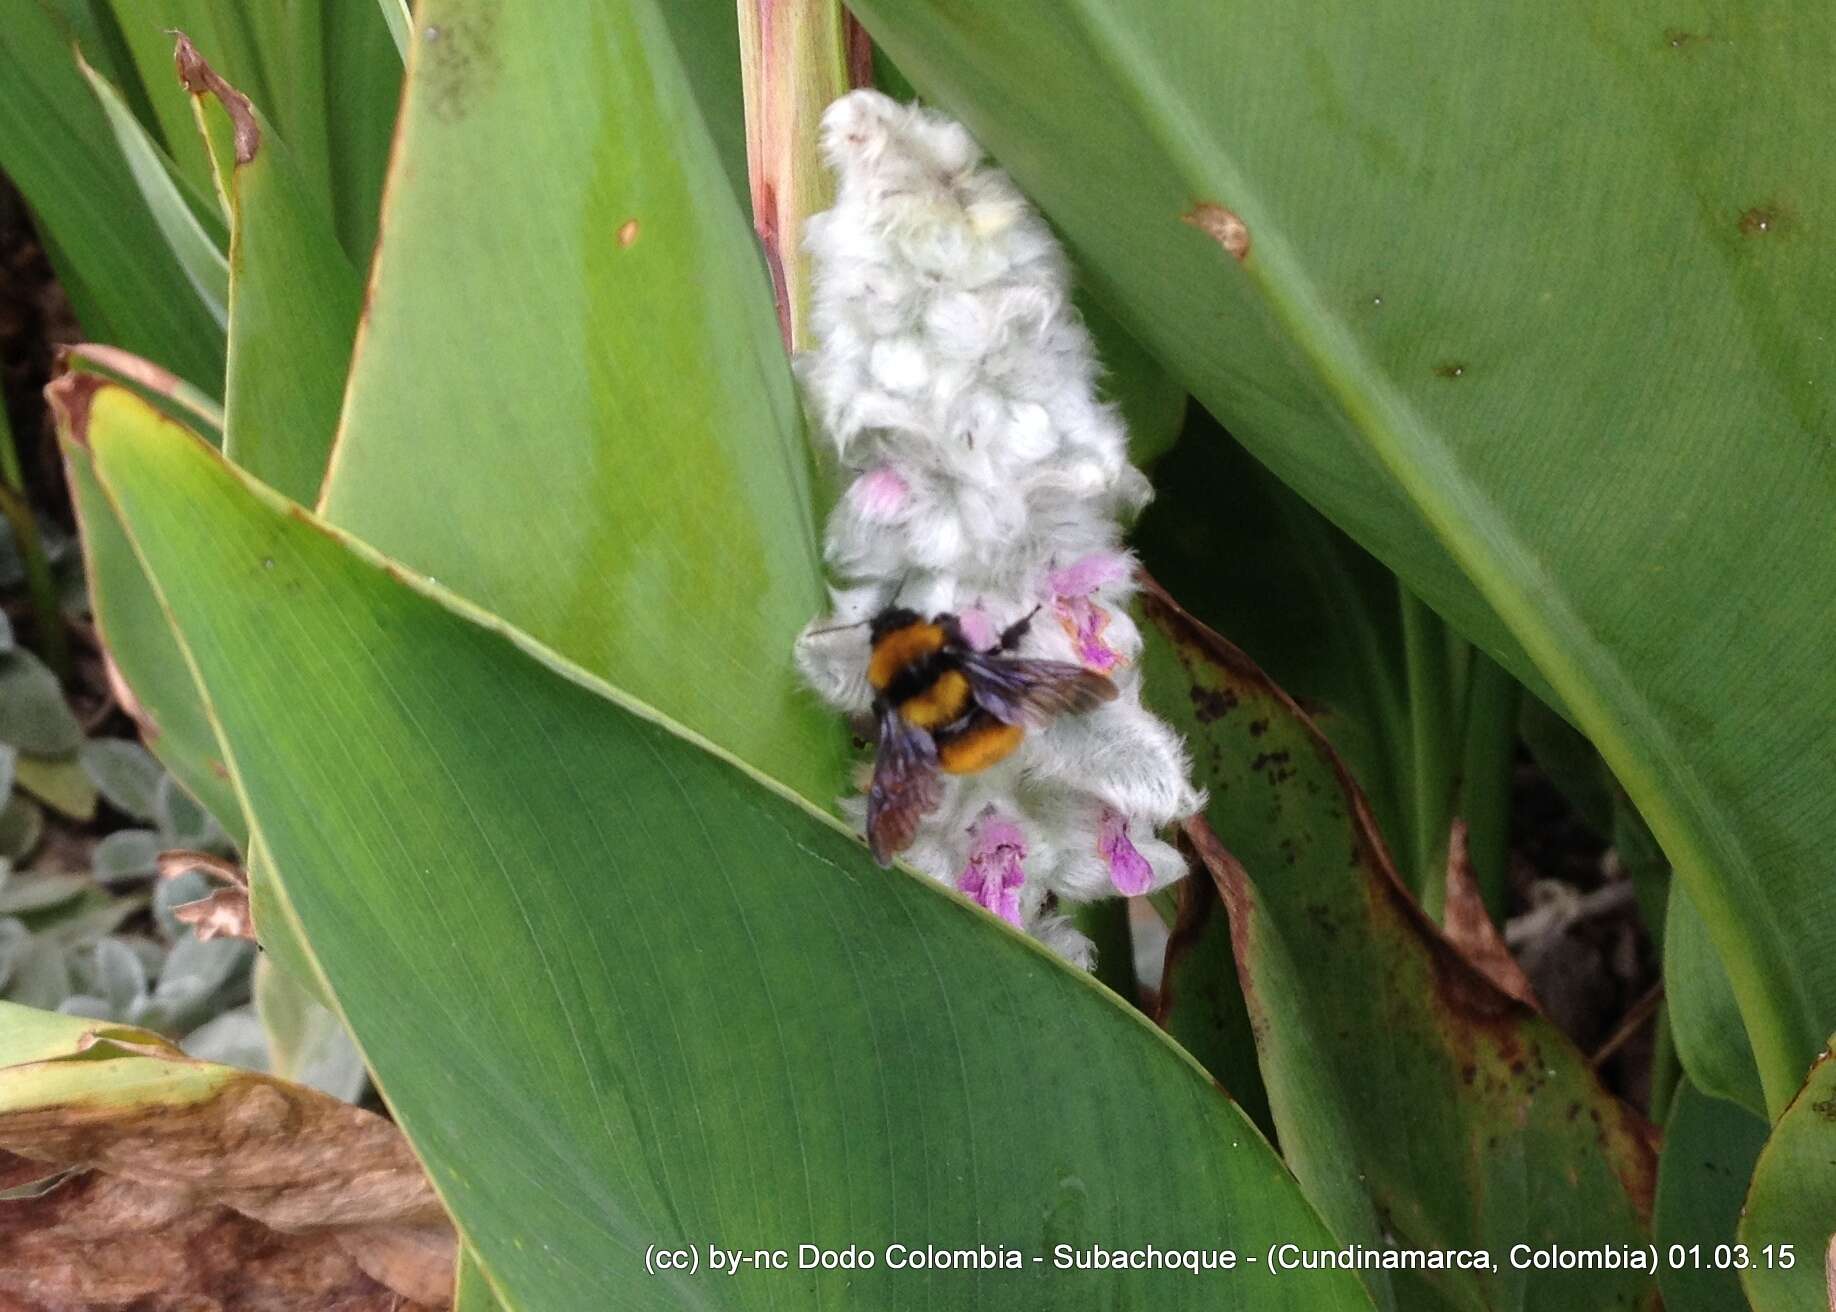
[
  {"xmin": 1098, "ymin": 808, "xmax": 1153, "ymax": 896},
  {"xmin": 1044, "ymin": 551, "xmax": 1130, "ymax": 672},
  {"xmin": 957, "ymin": 606, "xmax": 997, "ymax": 651},
  {"xmin": 1044, "ymin": 550, "xmax": 1131, "ymax": 601},
  {"xmin": 1057, "ymin": 596, "xmax": 1121, "ymax": 672},
  {"xmin": 847, "ymin": 466, "xmax": 910, "ymax": 521},
  {"xmin": 959, "ymin": 809, "xmax": 1027, "ymax": 926}
]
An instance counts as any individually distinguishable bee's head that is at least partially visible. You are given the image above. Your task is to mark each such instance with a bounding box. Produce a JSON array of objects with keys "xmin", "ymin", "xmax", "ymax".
[{"xmin": 869, "ymin": 607, "xmax": 924, "ymax": 644}]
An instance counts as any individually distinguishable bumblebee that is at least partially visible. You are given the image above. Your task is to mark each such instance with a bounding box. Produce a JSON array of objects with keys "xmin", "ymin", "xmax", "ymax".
[{"xmin": 863, "ymin": 606, "xmax": 1116, "ymax": 865}]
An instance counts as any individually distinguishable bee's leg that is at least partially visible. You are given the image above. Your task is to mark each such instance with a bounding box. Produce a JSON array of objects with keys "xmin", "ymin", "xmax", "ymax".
[{"xmin": 996, "ymin": 605, "xmax": 1043, "ymax": 652}]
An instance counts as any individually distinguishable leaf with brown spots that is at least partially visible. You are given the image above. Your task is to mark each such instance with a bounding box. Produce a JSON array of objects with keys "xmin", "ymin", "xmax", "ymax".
[
  {"xmin": 1739, "ymin": 1037, "xmax": 1836, "ymax": 1312},
  {"xmin": 1139, "ymin": 582, "xmax": 1658, "ymax": 1312},
  {"xmin": 0, "ymin": 1003, "xmax": 450, "ymax": 1308}
]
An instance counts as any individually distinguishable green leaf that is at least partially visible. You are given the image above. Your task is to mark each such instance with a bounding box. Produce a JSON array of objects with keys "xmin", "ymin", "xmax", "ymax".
[
  {"xmin": 74, "ymin": 48, "xmax": 229, "ymax": 326},
  {"xmin": 1665, "ymin": 880, "xmax": 1765, "ymax": 1119},
  {"xmin": 454, "ymin": 1248, "xmax": 505, "ymax": 1312},
  {"xmin": 319, "ymin": 0, "xmax": 846, "ymax": 806},
  {"xmin": 13, "ymin": 754, "xmax": 96, "ymax": 823},
  {"xmin": 375, "ymin": 0, "xmax": 411, "ymax": 62},
  {"xmin": 57, "ymin": 377, "xmax": 245, "ymax": 843},
  {"xmin": 0, "ymin": 874, "xmax": 90, "ymax": 917},
  {"xmin": 851, "ymin": 0, "xmax": 1836, "ymax": 1117},
  {"xmin": 252, "ymin": 955, "xmax": 365, "ymax": 1103},
  {"xmin": 316, "ymin": 0, "xmax": 402, "ymax": 264},
  {"xmin": 75, "ymin": 379, "xmax": 1375, "ymax": 1312},
  {"xmin": 1653, "ymin": 1078, "xmax": 1768, "ymax": 1312},
  {"xmin": 0, "ymin": 1, "xmax": 225, "ymax": 389},
  {"xmin": 80, "ymin": 737, "xmax": 164, "ymax": 822},
  {"xmin": 1739, "ymin": 1038, "xmax": 1836, "ymax": 1311},
  {"xmin": 0, "ymin": 795, "xmax": 44, "ymax": 865},
  {"xmin": 176, "ymin": 36, "xmax": 363, "ymax": 504},
  {"xmin": 93, "ymin": 828, "xmax": 163, "ymax": 884},
  {"xmin": 0, "ymin": 649, "xmax": 81, "ymax": 757},
  {"xmin": 1140, "ymin": 585, "xmax": 1657, "ymax": 1311}
]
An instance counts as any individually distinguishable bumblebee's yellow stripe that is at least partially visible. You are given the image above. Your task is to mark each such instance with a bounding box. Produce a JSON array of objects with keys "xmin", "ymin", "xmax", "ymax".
[
  {"xmin": 898, "ymin": 668, "xmax": 972, "ymax": 729},
  {"xmin": 867, "ymin": 621, "xmax": 946, "ymax": 691},
  {"xmin": 938, "ymin": 718, "xmax": 1025, "ymax": 774}
]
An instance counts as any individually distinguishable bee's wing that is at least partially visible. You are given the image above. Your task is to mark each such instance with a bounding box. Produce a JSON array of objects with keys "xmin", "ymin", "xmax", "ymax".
[
  {"xmin": 959, "ymin": 653, "xmax": 1118, "ymax": 727},
  {"xmin": 867, "ymin": 710, "xmax": 943, "ymax": 866}
]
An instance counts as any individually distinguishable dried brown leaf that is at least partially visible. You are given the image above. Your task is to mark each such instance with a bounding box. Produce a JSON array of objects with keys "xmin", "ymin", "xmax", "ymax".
[
  {"xmin": 1442, "ymin": 818, "xmax": 1540, "ymax": 1009},
  {"xmin": 172, "ymin": 886, "xmax": 254, "ymax": 942},
  {"xmin": 0, "ymin": 1035, "xmax": 452, "ymax": 1306}
]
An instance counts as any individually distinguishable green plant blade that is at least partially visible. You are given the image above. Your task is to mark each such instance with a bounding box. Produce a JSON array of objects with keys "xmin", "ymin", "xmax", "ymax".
[
  {"xmin": 376, "ymin": 0, "xmax": 411, "ymax": 62},
  {"xmin": 56, "ymin": 375, "xmax": 245, "ymax": 842},
  {"xmin": 1140, "ymin": 585, "xmax": 1657, "ymax": 1312},
  {"xmin": 1738, "ymin": 1038, "xmax": 1836, "ymax": 1312},
  {"xmin": 320, "ymin": 0, "xmax": 843, "ymax": 807},
  {"xmin": 1653, "ymin": 1078, "xmax": 1768, "ymax": 1312},
  {"xmin": 1665, "ymin": 880, "xmax": 1765, "ymax": 1119},
  {"xmin": 75, "ymin": 49, "xmax": 229, "ymax": 327},
  {"xmin": 73, "ymin": 379, "xmax": 1375, "ymax": 1311},
  {"xmin": 315, "ymin": 0, "xmax": 401, "ymax": 265},
  {"xmin": 851, "ymin": 0, "xmax": 1836, "ymax": 1117},
  {"xmin": 176, "ymin": 37, "xmax": 363, "ymax": 505},
  {"xmin": 0, "ymin": 1, "xmax": 224, "ymax": 389}
]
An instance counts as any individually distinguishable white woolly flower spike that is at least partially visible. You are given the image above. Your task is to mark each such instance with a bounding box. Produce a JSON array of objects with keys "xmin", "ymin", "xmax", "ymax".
[{"xmin": 794, "ymin": 90, "xmax": 1203, "ymax": 968}]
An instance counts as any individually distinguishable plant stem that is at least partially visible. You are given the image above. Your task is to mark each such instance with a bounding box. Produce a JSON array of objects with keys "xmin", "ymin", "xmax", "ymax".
[
  {"xmin": 1456, "ymin": 650, "xmax": 1519, "ymax": 921},
  {"xmin": 1399, "ymin": 585, "xmax": 1453, "ymax": 917}
]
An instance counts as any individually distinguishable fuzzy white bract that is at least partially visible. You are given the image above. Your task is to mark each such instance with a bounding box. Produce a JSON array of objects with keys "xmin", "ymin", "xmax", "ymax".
[{"xmin": 795, "ymin": 90, "xmax": 1202, "ymax": 968}]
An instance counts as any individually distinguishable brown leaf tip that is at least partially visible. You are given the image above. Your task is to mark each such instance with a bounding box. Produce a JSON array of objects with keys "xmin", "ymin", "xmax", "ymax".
[
  {"xmin": 1183, "ymin": 202, "xmax": 1251, "ymax": 262},
  {"xmin": 44, "ymin": 371, "xmax": 105, "ymax": 447},
  {"xmin": 171, "ymin": 32, "xmax": 260, "ymax": 165}
]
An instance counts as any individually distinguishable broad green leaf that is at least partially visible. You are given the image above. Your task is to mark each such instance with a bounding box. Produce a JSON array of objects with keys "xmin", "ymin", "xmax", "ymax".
[
  {"xmin": 77, "ymin": 380, "xmax": 1374, "ymax": 1312},
  {"xmin": 1141, "ymin": 585, "xmax": 1656, "ymax": 1312},
  {"xmin": 1653, "ymin": 1078, "xmax": 1768, "ymax": 1312},
  {"xmin": 57, "ymin": 380, "xmax": 245, "ymax": 842},
  {"xmin": 1665, "ymin": 881, "xmax": 1765, "ymax": 1119},
  {"xmin": 0, "ymin": 1, "xmax": 224, "ymax": 389},
  {"xmin": 75, "ymin": 49, "xmax": 229, "ymax": 326},
  {"xmin": 321, "ymin": 0, "xmax": 845, "ymax": 806},
  {"xmin": 455, "ymin": 1247, "xmax": 505, "ymax": 1312},
  {"xmin": 176, "ymin": 36, "xmax": 363, "ymax": 504},
  {"xmin": 852, "ymin": 0, "xmax": 1836, "ymax": 1116},
  {"xmin": 1739, "ymin": 1038, "xmax": 1836, "ymax": 1312},
  {"xmin": 316, "ymin": 0, "xmax": 402, "ymax": 263}
]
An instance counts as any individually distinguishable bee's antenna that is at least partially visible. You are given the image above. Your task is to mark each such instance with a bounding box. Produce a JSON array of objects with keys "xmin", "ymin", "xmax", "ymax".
[{"xmin": 805, "ymin": 617, "xmax": 873, "ymax": 638}]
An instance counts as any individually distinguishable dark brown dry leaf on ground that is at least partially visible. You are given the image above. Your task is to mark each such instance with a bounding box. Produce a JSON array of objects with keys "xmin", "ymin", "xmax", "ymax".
[
  {"xmin": 0, "ymin": 1042, "xmax": 453, "ymax": 1306},
  {"xmin": 1443, "ymin": 818, "xmax": 1541, "ymax": 1009}
]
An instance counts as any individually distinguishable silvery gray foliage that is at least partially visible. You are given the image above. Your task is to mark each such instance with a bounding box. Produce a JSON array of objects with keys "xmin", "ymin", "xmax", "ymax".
[{"xmin": 795, "ymin": 91, "xmax": 1202, "ymax": 967}]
